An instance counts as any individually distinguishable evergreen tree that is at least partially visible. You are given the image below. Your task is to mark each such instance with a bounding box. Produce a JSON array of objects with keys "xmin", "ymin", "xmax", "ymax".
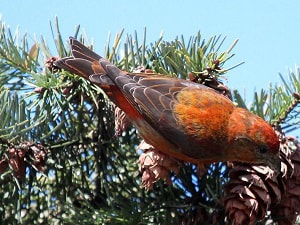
[{"xmin": 0, "ymin": 18, "xmax": 299, "ymax": 225}]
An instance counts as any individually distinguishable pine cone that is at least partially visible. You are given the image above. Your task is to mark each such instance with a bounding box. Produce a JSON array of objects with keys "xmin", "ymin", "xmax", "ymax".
[
  {"xmin": 188, "ymin": 70, "xmax": 232, "ymax": 100},
  {"xmin": 223, "ymin": 164, "xmax": 276, "ymax": 225},
  {"xmin": 223, "ymin": 131, "xmax": 294, "ymax": 225},
  {"xmin": 45, "ymin": 56, "xmax": 61, "ymax": 73},
  {"xmin": 138, "ymin": 140, "xmax": 181, "ymax": 190},
  {"xmin": 271, "ymin": 136, "xmax": 300, "ymax": 225},
  {"xmin": 114, "ymin": 106, "xmax": 131, "ymax": 136},
  {"xmin": 8, "ymin": 146, "xmax": 27, "ymax": 179},
  {"xmin": 0, "ymin": 142, "xmax": 47, "ymax": 180}
]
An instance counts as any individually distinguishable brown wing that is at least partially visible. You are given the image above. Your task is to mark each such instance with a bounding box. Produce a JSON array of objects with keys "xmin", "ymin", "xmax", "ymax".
[
  {"xmin": 99, "ymin": 60, "xmax": 222, "ymax": 154},
  {"xmin": 121, "ymin": 73, "xmax": 234, "ymax": 158}
]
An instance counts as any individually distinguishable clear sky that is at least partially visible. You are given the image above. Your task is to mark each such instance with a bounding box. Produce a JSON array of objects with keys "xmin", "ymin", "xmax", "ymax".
[{"xmin": 1, "ymin": 0, "xmax": 300, "ymax": 103}]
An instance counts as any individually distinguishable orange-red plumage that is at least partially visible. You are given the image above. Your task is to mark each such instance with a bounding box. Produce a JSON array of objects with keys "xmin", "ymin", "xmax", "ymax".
[{"xmin": 54, "ymin": 38, "xmax": 280, "ymax": 172}]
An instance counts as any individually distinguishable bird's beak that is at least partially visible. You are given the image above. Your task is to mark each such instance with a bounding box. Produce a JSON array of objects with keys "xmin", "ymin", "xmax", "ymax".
[{"xmin": 269, "ymin": 157, "xmax": 281, "ymax": 175}]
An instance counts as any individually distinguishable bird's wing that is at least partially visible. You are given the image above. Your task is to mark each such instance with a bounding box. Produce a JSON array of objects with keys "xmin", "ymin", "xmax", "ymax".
[{"xmin": 96, "ymin": 59, "xmax": 231, "ymax": 157}]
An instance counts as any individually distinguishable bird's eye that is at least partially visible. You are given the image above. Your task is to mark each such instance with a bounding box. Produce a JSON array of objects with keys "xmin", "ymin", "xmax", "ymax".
[{"xmin": 259, "ymin": 146, "xmax": 268, "ymax": 154}]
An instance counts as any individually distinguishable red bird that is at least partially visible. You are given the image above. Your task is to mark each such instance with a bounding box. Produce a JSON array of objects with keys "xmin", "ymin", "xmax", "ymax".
[{"xmin": 55, "ymin": 38, "xmax": 280, "ymax": 172}]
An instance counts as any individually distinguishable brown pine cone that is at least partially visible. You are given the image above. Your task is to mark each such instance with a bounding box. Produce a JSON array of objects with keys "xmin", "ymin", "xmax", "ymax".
[
  {"xmin": 223, "ymin": 131, "xmax": 294, "ymax": 225},
  {"xmin": 114, "ymin": 106, "xmax": 131, "ymax": 136},
  {"xmin": 0, "ymin": 142, "xmax": 47, "ymax": 180},
  {"xmin": 223, "ymin": 163, "xmax": 278, "ymax": 225},
  {"xmin": 45, "ymin": 56, "xmax": 61, "ymax": 73},
  {"xmin": 271, "ymin": 136, "xmax": 300, "ymax": 225},
  {"xmin": 188, "ymin": 71, "xmax": 232, "ymax": 100},
  {"xmin": 138, "ymin": 140, "xmax": 181, "ymax": 190},
  {"xmin": 8, "ymin": 146, "xmax": 27, "ymax": 179}
]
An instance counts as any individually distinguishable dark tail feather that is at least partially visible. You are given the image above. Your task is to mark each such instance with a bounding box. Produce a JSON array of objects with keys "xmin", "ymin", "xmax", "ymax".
[
  {"xmin": 55, "ymin": 38, "xmax": 107, "ymax": 78},
  {"xmin": 56, "ymin": 58, "xmax": 96, "ymax": 79},
  {"xmin": 69, "ymin": 37, "xmax": 102, "ymax": 62}
]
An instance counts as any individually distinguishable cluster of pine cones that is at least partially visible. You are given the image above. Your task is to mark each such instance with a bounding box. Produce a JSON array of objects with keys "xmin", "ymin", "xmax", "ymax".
[{"xmin": 0, "ymin": 141, "xmax": 47, "ymax": 180}]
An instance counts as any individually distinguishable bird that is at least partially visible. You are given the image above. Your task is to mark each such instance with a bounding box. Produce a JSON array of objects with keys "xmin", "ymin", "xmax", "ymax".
[{"xmin": 54, "ymin": 37, "xmax": 280, "ymax": 172}]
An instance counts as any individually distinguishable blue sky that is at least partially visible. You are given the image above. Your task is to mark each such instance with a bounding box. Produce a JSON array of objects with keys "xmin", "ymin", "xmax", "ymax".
[{"xmin": 1, "ymin": 1, "xmax": 300, "ymax": 103}]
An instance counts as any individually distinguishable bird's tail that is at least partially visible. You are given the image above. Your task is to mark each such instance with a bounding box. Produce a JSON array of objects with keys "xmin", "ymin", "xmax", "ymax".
[
  {"xmin": 55, "ymin": 38, "xmax": 134, "ymax": 106},
  {"xmin": 54, "ymin": 37, "xmax": 107, "ymax": 80}
]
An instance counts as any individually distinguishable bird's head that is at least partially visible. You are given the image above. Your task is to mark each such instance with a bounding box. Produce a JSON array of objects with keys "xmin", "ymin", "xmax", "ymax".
[{"xmin": 227, "ymin": 107, "xmax": 280, "ymax": 173}]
